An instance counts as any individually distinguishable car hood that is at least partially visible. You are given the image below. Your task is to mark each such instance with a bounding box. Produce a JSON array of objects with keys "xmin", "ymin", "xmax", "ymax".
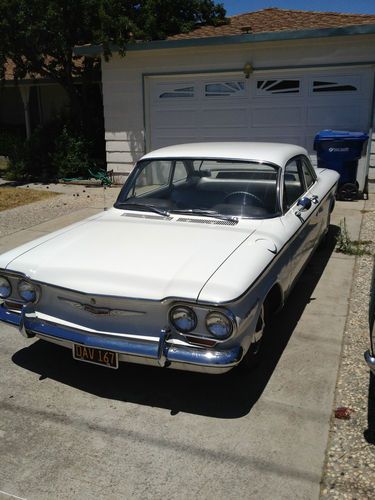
[{"xmin": 1, "ymin": 209, "xmax": 261, "ymax": 301}]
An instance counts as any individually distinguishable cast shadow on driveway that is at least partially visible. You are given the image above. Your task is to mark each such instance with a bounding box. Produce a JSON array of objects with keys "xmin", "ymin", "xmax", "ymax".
[{"xmin": 12, "ymin": 225, "xmax": 339, "ymax": 419}]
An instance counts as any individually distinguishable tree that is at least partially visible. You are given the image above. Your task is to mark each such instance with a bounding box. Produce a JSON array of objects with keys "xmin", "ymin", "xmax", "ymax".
[{"xmin": 0, "ymin": 0, "xmax": 227, "ymax": 127}]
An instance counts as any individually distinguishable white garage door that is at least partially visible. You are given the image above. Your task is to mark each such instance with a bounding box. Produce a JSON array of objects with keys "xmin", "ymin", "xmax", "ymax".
[{"xmin": 147, "ymin": 67, "xmax": 373, "ymax": 155}]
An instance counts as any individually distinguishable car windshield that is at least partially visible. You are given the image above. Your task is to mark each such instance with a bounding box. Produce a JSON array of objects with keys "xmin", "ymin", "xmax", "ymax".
[{"xmin": 115, "ymin": 158, "xmax": 280, "ymax": 218}]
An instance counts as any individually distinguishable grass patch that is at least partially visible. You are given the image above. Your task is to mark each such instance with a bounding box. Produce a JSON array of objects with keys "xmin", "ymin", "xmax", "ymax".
[
  {"xmin": 336, "ymin": 218, "xmax": 373, "ymax": 256},
  {"xmin": 0, "ymin": 187, "xmax": 59, "ymax": 212}
]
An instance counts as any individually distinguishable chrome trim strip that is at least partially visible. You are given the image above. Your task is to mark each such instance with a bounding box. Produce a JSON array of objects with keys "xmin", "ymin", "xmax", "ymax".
[
  {"xmin": 0, "ymin": 303, "xmax": 242, "ymax": 370},
  {"xmin": 0, "ymin": 303, "xmax": 22, "ymax": 326},
  {"xmin": 19, "ymin": 302, "xmax": 37, "ymax": 338},
  {"xmin": 364, "ymin": 350, "xmax": 375, "ymax": 375}
]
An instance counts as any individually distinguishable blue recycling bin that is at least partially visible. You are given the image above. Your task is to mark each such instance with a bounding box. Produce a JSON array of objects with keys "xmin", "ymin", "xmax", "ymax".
[{"xmin": 314, "ymin": 129, "xmax": 368, "ymax": 200}]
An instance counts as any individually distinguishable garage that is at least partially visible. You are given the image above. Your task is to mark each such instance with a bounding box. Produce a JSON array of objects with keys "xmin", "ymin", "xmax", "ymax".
[
  {"xmin": 77, "ymin": 8, "xmax": 375, "ymax": 180},
  {"xmin": 147, "ymin": 67, "xmax": 373, "ymax": 157}
]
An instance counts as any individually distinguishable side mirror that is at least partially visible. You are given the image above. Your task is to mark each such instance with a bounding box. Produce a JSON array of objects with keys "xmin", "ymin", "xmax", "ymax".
[
  {"xmin": 297, "ymin": 196, "xmax": 312, "ymax": 211},
  {"xmin": 295, "ymin": 196, "xmax": 312, "ymax": 217}
]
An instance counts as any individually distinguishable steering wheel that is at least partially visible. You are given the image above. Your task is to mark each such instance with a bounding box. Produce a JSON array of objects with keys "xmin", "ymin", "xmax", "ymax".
[{"xmin": 224, "ymin": 191, "xmax": 264, "ymax": 208}]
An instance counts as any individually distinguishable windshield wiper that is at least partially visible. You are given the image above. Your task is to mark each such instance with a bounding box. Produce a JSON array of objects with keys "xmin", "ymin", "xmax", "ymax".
[
  {"xmin": 116, "ymin": 202, "xmax": 170, "ymax": 217},
  {"xmin": 171, "ymin": 209, "xmax": 238, "ymax": 222}
]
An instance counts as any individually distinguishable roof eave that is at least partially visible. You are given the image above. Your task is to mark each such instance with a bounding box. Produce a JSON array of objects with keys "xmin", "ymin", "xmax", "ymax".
[{"xmin": 75, "ymin": 23, "xmax": 375, "ymax": 57}]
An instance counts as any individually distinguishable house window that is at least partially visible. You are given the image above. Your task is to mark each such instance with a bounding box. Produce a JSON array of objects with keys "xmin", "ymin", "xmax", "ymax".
[
  {"xmin": 313, "ymin": 81, "xmax": 358, "ymax": 93},
  {"xmin": 205, "ymin": 81, "xmax": 245, "ymax": 97},
  {"xmin": 159, "ymin": 86, "xmax": 194, "ymax": 99},
  {"xmin": 257, "ymin": 80, "xmax": 300, "ymax": 95}
]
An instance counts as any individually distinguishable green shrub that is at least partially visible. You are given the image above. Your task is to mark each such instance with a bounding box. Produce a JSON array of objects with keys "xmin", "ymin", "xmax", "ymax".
[
  {"xmin": 52, "ymin": 126, "xmax": 92, "ymax": 179},
  {"xmin": 0, "ymin": 129, "xmax": 24, "ymax": 157},
  {"xmin": 5, "ymin": 116, "xmax": 95, "ymax": 182}
]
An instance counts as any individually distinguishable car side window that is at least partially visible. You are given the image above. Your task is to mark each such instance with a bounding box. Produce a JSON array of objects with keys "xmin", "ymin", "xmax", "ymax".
[
  {"xmin": 301, "ymin": 157, "xmax": 316, "ymax": 189},
  {"xmin": 172, "ymin": 161, "xmax": 188, "ymax": 184},
  {"xmin": 132, "ymin": 160, "xmax": 172, "ymax": 197},
  {"xmin": 283, "ymin": 159, "xmax": 305, "ymax": 211}
]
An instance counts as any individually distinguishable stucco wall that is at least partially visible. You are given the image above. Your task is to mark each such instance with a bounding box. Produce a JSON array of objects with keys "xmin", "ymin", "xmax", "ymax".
[{"xmin": 101, "ymin": 33, "xmax": 375, "ymax": 175}]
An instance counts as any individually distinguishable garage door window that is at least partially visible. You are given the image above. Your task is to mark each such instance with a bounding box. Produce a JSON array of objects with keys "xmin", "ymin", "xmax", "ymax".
[
  {"xmin": 256, "ymin": 79, "xmax": 300, "ymax": 95},
  {"xmin": 205, "ymin": 82, "xmax": 245, "ymax": 97},
  {"xmin": 312, "ymin": 79, "xmax": 358, "ymax": 93},
  {"xmin": 159, "ymin": 86, "xmax": 194, "ymax": 99}
]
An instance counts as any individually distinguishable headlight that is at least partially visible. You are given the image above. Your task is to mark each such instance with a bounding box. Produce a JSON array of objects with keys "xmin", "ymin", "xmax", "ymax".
[
  {"xmin": 18, "ymin": 280, "xmax": 39, "ymax": 303},
  {"xmin": 206, "ymin": 311, "xmax": 234, "ymax": 340},
  {"xmin": 0, "ymin": 276, "xmax": 11, "ymax": 299},
  {"xmin": 169, "ymin": 306, "xmax": 197, "ymax": 333}
]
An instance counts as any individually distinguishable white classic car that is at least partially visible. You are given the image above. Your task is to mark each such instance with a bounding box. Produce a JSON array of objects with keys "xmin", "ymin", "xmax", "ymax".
[{"xmin": 0, "ymin": 143, "xmax": 339, "ymax": 374}]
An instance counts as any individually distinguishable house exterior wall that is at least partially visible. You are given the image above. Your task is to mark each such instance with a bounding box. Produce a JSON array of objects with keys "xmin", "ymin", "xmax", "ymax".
[{"xmin": 101, "ymin": 33, "xmax": 375, "ymax": 176}]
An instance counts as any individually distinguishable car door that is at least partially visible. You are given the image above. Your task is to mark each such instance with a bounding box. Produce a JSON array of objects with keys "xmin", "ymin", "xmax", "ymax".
[
  {"xmin": 299, "ymin": 155, "xmax": 326, "ymax": 255},
  {"xmin": 280, "ymin": 156, "xmax": 324, "ymax": 290}
]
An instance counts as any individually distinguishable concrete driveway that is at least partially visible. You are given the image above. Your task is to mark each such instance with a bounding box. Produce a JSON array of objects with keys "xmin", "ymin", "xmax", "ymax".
[{"xmin": 0, "ymin": 201, "xmax": 363, "ymax": 500}]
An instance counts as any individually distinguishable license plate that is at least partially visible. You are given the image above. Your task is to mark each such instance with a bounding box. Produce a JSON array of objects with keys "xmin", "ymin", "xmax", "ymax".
[{"xmin": 73, "ymin": 344, "xmax": 119, "ymax": 369}]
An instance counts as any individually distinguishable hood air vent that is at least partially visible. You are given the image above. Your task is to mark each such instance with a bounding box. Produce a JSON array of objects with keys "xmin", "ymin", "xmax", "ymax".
[
  {"xmin": 121, "ymin": 213, "xmax": 172, "ymax": 221},
  {"xmin": 176, "ymin": 217, "xmax": 237, "ymax": 226}
]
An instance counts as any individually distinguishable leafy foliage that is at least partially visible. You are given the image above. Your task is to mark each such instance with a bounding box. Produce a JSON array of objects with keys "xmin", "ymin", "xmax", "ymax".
[
  {"xmin": 52, "ymin": 126, "xmax": 92, "ymax": 179},
  {"xmin": 0, "ymin": 128, "xmax": 24, "ymax": 157},
  {"xmin": 0, "ymin": 0, "xmax": 226, "ymax": 181},
  {"xmin": 0, "ymin": 1, "xmax": 226, "ymax": 90},
  {"xmin": 5, "ymin": 116, "xmax": 93, "ymax": 181}
]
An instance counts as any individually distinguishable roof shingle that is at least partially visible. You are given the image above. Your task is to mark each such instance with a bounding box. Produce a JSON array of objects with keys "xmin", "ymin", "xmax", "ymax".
[{"xmin": 168, "ymin": 7, "xmax": 375, "ymax": 40}]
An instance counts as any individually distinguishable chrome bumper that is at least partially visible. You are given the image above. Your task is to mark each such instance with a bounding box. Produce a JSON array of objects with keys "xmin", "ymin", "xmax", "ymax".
[
  {"xmin": 364, "ymin": 350, "xmax": 375, "ymax": 375},
  {"xmin": 0, "ymin": 303, "xmax": 242, "ymax": 374}
]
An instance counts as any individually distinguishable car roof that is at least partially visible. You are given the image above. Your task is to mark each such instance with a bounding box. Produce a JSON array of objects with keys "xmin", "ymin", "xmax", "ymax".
[{"xmin": 141, "ymin": 142, "xmax": 309, "ymax": 167}]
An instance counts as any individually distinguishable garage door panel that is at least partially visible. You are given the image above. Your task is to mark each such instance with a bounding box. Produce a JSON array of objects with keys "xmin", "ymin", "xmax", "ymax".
[
  {"xmin": 153, "ymin": 136, "xmax": 199, "ymax": 148},
  {"xmin": 252, "ymin": 107, "xmax": 302, "ymax": 127},
  {"xmin": 200, "ymin": 128, "xmax": 250, "ymax": 139},
  {"xmin": 248, "ymin": 132, "xmax": 305, "ymax": 143},
  {"xmin": 151, "ymin": 109, "xmax": 197, "ymax": 128},
  {"xmin": 307, "ymin": 105, "xmax": 361, "ymax": 128},
  {"xmin": 148, "ymin": 68, "xmax": 372, "ymax": 151},
  {"xmin": 200, "ymin": 135, "xmax": 250, "ymax": 142},
  {"xmin": 200, "ymin": 108, "xmax": 248, "ymax": 127}
]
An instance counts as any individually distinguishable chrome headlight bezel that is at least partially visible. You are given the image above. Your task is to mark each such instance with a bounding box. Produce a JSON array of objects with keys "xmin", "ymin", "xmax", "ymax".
[
  {"xmin": 169, "ymin": 305, "xmax": 198, "ymax": 333},
  {"xmin": 0, "ymin": 276, "xmax": 12, "ymax": 299},
  {"xmin": 205, "ymin": 310, "xmax": 234, "ymax": 340},
  {"xmin": 17, "ymin": 280, "xmax": 40, "ymax": 303}
]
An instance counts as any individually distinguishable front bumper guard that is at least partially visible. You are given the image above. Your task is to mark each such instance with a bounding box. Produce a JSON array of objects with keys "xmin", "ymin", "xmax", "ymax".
[{"xmin": 1, "ymin": 303, "xmax": 242, "ymax": 372}]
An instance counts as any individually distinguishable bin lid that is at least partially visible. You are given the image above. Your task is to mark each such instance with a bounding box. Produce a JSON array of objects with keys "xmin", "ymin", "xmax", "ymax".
[{"xmin": 315, "ymin": 129, "xmax": 368, "ymax": 141}]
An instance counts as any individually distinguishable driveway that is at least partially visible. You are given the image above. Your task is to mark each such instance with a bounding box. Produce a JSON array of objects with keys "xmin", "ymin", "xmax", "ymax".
[{"xmin": 0, "ymin": 199, "xmax": 364, "ymax": 499}]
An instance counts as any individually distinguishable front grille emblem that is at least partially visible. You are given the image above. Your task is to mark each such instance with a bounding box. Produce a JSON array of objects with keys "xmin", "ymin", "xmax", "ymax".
[{"xmin": 58, "ymin": 296, "xmax": 145, "ymax": 316}]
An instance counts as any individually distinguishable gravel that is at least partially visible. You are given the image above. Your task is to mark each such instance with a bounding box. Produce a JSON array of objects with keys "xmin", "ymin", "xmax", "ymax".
[
  {"xmin": 0, "ymin": 183, "xmax": 120, "ymax": 238},
  {"xmin": 320, "ymin": 194, "xmax": 375, "ymax": 498}
]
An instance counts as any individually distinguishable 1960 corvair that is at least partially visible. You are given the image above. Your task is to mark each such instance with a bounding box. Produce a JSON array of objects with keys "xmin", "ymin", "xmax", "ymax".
[{"xmin": 0, "ymin": 143, "xmax": 339, "ymax": 373}]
